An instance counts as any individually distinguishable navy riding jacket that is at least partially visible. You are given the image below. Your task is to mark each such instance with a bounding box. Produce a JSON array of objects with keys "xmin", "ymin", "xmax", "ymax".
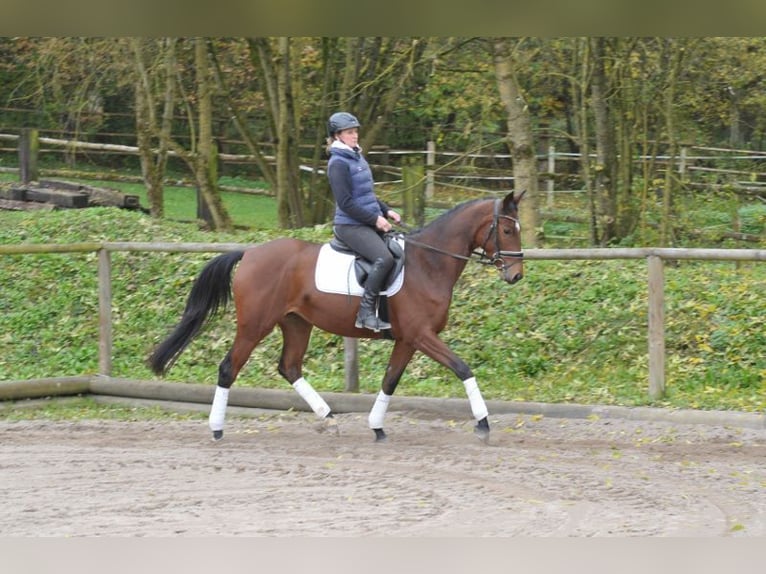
[{"xmin": 328, "ymin": 143, "xmax": 390, "ymax": 226}]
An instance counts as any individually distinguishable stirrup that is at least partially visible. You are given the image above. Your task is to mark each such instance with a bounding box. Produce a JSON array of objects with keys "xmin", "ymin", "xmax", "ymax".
[{"xmin": 355, "ymin": 314, "xmax": 391, "ymax": 332}]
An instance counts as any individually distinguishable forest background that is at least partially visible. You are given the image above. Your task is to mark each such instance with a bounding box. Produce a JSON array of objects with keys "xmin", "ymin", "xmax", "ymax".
[{"xmin": 1, "ymin": 36, "xmax": 765, "ymax": 247}]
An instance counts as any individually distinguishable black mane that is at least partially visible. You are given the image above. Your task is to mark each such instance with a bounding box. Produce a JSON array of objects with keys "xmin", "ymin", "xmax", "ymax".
[{"xmin": 408, "ymin": 198, "xmax": 486, "ymax": 237}]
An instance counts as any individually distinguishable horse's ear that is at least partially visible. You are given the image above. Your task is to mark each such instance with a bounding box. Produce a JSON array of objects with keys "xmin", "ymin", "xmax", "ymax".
[{"xmin": 503, "ymin": 190, "xmax": 525, "ymax": 212}]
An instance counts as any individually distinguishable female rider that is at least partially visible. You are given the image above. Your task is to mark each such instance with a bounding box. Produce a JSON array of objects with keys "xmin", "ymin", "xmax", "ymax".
[{"xmin": 326, "ymin": 111, "xmax": 401, "ymax": 331}]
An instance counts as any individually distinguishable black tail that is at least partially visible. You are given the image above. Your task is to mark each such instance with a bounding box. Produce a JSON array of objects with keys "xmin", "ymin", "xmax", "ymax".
[{"xmin": 148, "ymin": 250, "xmax": 245, "ymax": 376}]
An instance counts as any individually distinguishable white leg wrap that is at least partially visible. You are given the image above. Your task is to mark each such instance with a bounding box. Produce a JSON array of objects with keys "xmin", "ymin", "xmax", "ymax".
[
  {"xmin": 463, "ymin": 377, "xmax": 488, "ymax": 421},
  {"xmin": 293, "ymin": 377, "xmax": 331, "ymax": 418},
  {"xmin": 209, "ymin": 386, "xmax": 230, "ymax": 432},
  {"xmin": 368, "ymin": 391, "xmax": 391, "ymax": 429}
]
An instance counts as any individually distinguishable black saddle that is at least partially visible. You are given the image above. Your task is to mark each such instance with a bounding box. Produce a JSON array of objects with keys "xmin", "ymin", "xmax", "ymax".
[{"xmin": 329, "ymin": 232, "xmax": 405, "ymax": 290}]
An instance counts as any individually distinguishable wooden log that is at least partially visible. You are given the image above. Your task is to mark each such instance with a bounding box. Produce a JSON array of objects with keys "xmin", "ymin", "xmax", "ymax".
[
  {"xmin": 0, "ymin": 377, "xmax": 91, "ymax": 401},
  {"xmin": 24, "ymin": 187, "xmax": 89, "ymax": 208},
  {"xmin": 0, "ymin": 242, "xmax": 101, "ymax": 254},
  {"xmin": 38, "ymin": 180, "xmax": 141, "ymax": 209},
  {"xmin": 37, "ymin": 179, "xmax": 83, "ymax": 191},
  {"xmin": 0, "ymin": 186, "xmax": 27, "ymax": 201},
  {"xmin": 0, "ymin": 198, "xmax": 56, "ymax": 211},
  {"xmin": 87, "ymin": 186, "xmax": 141, "ymax": 209}
]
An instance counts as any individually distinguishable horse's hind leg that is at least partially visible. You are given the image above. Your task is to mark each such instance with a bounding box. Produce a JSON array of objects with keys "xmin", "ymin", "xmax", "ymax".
[
  {"xmin": 278, "ymin": 314, "xmax": 335, "ymax": 430},
  {"xmin": 209, "ymin": 327, "xmax": 267, "ymax": 440}
]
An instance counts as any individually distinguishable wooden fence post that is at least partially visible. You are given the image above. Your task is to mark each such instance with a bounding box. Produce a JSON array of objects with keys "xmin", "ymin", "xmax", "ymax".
[
  {"xmin": 547, "ymin": 144, "xmax": 556, "ymax": 208},
  {"xmin": 678, "ymin": 146, "xmax": 688, "ymax": 179},
  {"xmin": 402, "ymin": 156, "xmax": 425, "ymax": 227},
  {"xmin": 344, "ymin": 337, "xmax": 359, "ymax": 392},
  {"xmin": 647, "ymin": 255, "xmax": 665, "ymax": 399},
  {"xmin": 426, "ymin": 140, "xmax": 435, "ymax": 199},
  {"xmin": 19, "ymin": 128, "xmax": 39, "ymax": 184},
  {"xmin": 98, "ymin": 248, "xmax": 113, "ymax": 376}
]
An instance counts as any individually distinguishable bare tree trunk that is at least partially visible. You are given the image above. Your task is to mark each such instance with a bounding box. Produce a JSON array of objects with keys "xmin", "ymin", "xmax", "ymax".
[
  {"xmin": 195, "ymin": 38, "xmax": 231, "ymax": 231},
  {"xmin": 156, "ymin": 38, "xmax": 176, "ymax": 206},
  {"xmin": 307, "ymin": 37, "xmax": 339, "ymax": 223},
  {"xmin": 359, "ymin": 39, "xmax": 426, "ymax": 152},
  {"xmin": 132, "ymin": 39, "xmax": 161, "ymax": 216},
  {"xmin": 245, "ymin": 37, "xmax": 428, "ymax": 228},
  {"xmin": 340, "ymin": 37, "xmax": 362, "ymax": 106},
  {"xmin": 208, "ymin": 44, "xmax": 276, "ymax": 190},
  {"xmin": 590, "ymin": 37, "xmax": 618, "ymax": 246},
  {"xmin": 661, "ymin": 39, "xmax": 684, "ymax": 246},
  {"xmin": 491, "ymin": 38, "xmax": 539, "ymax": 247},
  {"xmin": 248, "ymin": 37, "xmax": 305, "ymax": 228},
  {"xmin": 571, "ymin": 38, "xmax": 598, "ymax": 245},
  {"xmin": 131, "ymin": 38, "xmax": 176, "ymax": 218},
  {"xmin": 275, "ymin": 37, "xmax": 305, "ymax": 228},
  {"xmin": 727, "ymin": 88, "xmax": 743, "ymax": 148}
]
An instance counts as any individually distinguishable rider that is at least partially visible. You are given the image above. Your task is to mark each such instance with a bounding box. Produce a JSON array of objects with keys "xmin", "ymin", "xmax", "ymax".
[{"xmin": 326, "ymin": 111, "xmax": 401, "ymax": 332}]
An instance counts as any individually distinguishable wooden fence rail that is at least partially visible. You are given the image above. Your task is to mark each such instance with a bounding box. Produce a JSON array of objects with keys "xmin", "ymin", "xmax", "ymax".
[
  {"xmin": 2, "ymin": 242, "xmax": 764, "ymax": 401},
  {"xmin": 4, "ymin": 130, "xmax": 766, "ymax": 200}
]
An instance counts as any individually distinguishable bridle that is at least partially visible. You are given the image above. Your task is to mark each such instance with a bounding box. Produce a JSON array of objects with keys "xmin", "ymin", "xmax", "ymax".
[
  {"xmin": 477, "ymin": 198, "xmax": 524, "ymax": 273},
  {"xmin": 396, "ymin": 199, "xmax": 524, "ymax": 275}
]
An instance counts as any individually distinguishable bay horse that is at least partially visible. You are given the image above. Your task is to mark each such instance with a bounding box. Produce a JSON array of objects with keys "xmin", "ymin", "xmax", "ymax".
[{"xmin": 148, "ymin": 190, "xmax": 525, "ymax": 443}]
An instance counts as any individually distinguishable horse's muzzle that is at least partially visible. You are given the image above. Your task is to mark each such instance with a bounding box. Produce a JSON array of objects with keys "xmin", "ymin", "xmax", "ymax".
[{"xmin": 507, "ymin": 272, "xmax": 524, "ymax": 285}]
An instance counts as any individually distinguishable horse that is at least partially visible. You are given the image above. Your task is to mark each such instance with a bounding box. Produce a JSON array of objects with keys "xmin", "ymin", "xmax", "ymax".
[{"xmin": 148, "ymin": 190, "xmax": 525, "ymax": 443}]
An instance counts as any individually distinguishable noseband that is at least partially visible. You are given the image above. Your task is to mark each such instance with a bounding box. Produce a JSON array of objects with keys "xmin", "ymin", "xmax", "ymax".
[{"xmin": 475, "ymin": 198, "xmax": 524, "ymax": 274}]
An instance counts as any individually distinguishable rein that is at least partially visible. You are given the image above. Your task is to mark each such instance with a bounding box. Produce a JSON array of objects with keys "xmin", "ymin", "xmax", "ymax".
[{"xmin": 395, "ymin": 199, "xmax": 524, "ymax": 272}]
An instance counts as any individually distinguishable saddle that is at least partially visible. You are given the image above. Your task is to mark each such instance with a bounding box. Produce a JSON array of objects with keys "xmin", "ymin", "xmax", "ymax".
[{"xmin": 329, "ymin": 232, "xmax": 406, "ymax": 290}]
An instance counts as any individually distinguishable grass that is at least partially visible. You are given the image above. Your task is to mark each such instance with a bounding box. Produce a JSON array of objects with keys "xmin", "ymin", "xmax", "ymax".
[
  {"xmin": 0, "ymin": 202, "xmax": 764, "ymax": 415},
  {"xmin": 0, "ymin": 171, "xmax": 278, "ymax": 230}
]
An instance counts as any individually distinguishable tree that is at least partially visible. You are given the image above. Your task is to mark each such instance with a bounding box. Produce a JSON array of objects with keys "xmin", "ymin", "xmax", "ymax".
[
  {"xmin": 129, "ymin": 38, "xmax": 232, "ymax": 230},
  {"xmin": 589, "ymin": 37, "xmax": 619, "ymax": 246},
  {"xmin": 491, "ymin": 38, "xmax": 539, "ymax": 247},
  {"xmin": 659, "ymin": 38, "xmax": 686, "ymax": 245},
  {"xmin": 7, "ymin": 37, "xmax": 766, "ymax": 243},
  {"xmin": 192, "ymin": 38, "xmax": 231, "ymax": 230},
  {"xmin": 240, "ymin": 37, "xmax": 430, "ymax": 228},
  {"xmin": 5, "ymin": 38, "xmax": 120, "ymax": 162},
  {"xmin": 130, "ymin": 38, "xmax": 177, "ymax": 218},
  {"xmin": 247, "ymin": 37, "xmax": 304, "ymax": 228}
]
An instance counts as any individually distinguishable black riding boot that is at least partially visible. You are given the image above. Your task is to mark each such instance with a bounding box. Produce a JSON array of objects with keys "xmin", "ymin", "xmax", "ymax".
[{"xmin": 355, "ymin": 257, "xmax": 392, "ymax": 331}]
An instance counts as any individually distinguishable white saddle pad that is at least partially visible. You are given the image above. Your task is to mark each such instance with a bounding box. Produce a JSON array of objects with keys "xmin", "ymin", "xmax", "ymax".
[{"xmin": 314, "ymin": 241, "xmax": 405, "ymax": 297}]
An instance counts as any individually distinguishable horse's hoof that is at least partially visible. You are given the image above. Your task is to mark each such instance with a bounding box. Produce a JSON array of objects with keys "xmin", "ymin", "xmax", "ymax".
[
  {"xmin": 474, "ymin": 418, "xmax": 490, "ymax": 444},
  {"xmin": 373, "ymin": 428, "xmax": 387, "ymax": 443},
  {"xmin": 316, "ymin": 415, "xmax": 340, "ymax": 436},
  {"xmin": 212, "ymin": 430, "xmax": 224, "ymax": 441}
]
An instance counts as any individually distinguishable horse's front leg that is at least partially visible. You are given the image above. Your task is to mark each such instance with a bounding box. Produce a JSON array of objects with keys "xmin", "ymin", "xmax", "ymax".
[
  {"xmin": 369, "ymin": 340, "xmax": 416, "ymax": 442},
  {"xmin": 413, "ymin": 332, "xmax": 490, "ymax": 443}
]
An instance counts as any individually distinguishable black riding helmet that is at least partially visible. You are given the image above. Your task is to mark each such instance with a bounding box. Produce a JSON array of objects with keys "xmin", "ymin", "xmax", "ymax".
[{"xmin": 327, "ymin": 112, "xmax": 361, "ymax": 138}]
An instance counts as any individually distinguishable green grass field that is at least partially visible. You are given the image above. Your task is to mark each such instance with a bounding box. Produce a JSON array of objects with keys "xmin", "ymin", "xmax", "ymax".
[
  {"xmin": 1, "ymin": 195, "xmax": 764, "ymax": 414},
  {"xmin": 0, "ymin": 172, "xmax": 278, "ymax": 229}
]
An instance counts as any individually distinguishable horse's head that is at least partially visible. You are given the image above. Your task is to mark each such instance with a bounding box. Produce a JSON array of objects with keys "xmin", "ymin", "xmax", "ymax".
[{"xmin": 479, "ymin": 190, "xmax": 525, "ymax": 284}]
